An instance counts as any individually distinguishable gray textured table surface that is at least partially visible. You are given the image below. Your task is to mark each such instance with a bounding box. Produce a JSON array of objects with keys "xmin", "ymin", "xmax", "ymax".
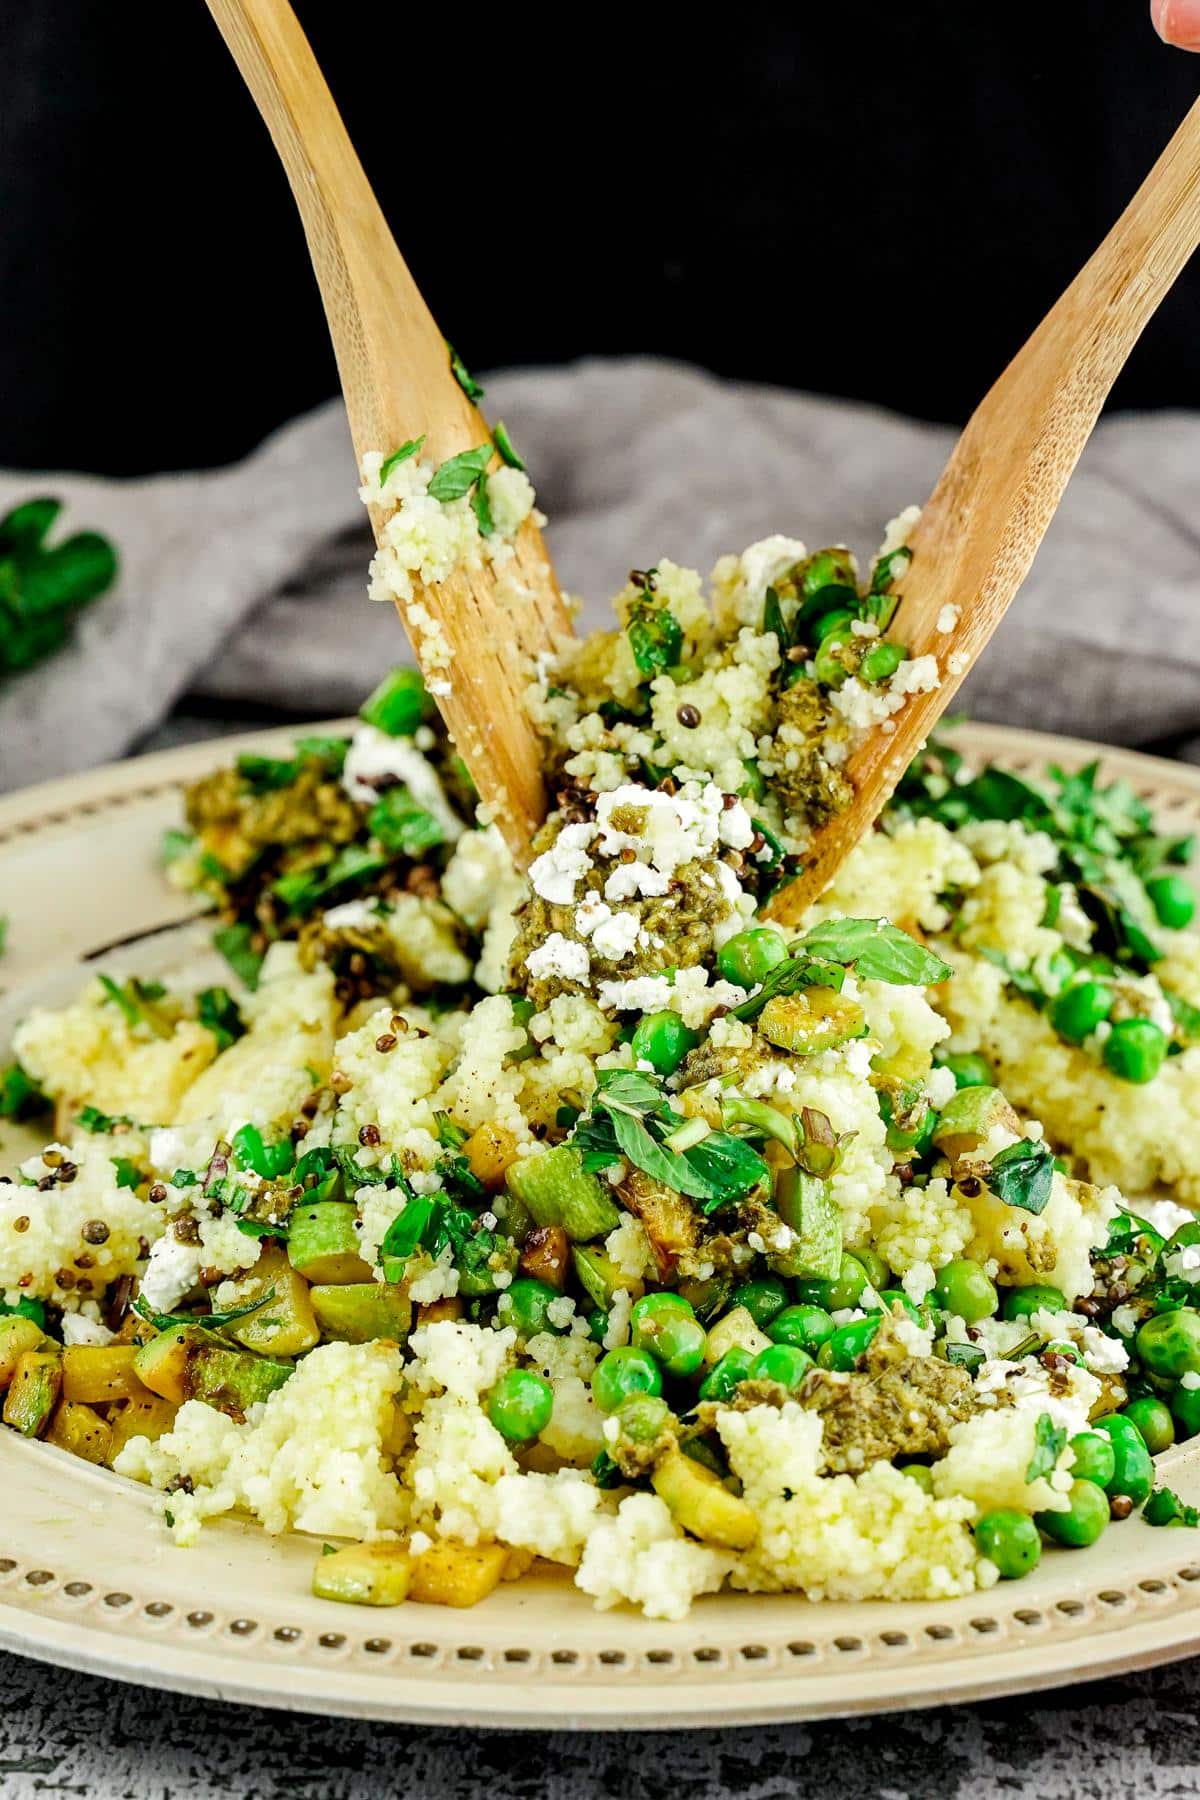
[{"xmin": 1, "ymin": 1648, "xmax": 1199, "ymax": 1796}]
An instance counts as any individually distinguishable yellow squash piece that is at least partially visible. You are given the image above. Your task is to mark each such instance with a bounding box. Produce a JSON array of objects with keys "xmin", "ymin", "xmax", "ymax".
[
  {"xmin": 133, "ymin": 1325, "xmax": 292, "ymax": 1414},
  {"xmin": 219, "ymin": 1244, "xmax": 320, "ymax": 1358},
  {"xmin": 464, "ymin": 1122, "xmax": 520, "ymax": 1191},
  {"xmin": 312, "ymin": 1541, "xmax": 414, "ymax": 1607},
  {"xmin": 106, "ymin": 1394, "xmax": 179, "ymax": 1465},
  {"xmin": 651, "ymin": 1448, "xmax": 759, "ymax": 1551},
  {"xmin": 62, "ymin": 1344, "xmax": 147, "ymax": 1405},
  {"xmin": 45, "ymin": 1400, "xmax": 112, "ymax": 1466},
  {"xmin": 702, "ymin": 1306, "xmax": 771, "ymax": 1366},
  {"xmin": 0, "ymin": 1317, "xmax": 47, "ymax": 1388},
  {"xmin": 3, "ymin": 1349, "xmax": 62, "ymax": 1438},
  {"xmin": 757, "ymin": 988, "xmax": 866, "ymax": 1055},
  {"xmin": 409, "ymin": 1539, "xmax": 509, "ymax": 1608}
]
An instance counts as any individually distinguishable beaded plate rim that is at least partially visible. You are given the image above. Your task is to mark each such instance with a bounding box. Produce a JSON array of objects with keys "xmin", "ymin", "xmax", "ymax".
[{"xmin": 2, "ymin": 718, "xmax": 1200, "ymax": 1728}]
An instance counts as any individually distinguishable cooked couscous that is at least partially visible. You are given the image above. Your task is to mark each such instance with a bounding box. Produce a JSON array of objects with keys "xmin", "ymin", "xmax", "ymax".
[{"xmin": 3, "ymin": 443, "xmax": 1199, "ymax": 1621}]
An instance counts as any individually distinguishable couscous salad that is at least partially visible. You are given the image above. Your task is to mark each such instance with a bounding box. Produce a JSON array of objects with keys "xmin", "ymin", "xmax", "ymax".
[{"xmin": 3, "ymin": 458, "xmax": 1200, "ymax": 1621}]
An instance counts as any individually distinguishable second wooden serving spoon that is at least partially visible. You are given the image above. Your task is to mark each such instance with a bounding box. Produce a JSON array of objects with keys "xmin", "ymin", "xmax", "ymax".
[
  {"xmin": 766, "ymin": 94, "xmax": 1200, "ymax": 926},
  {"xmin": 205, "ymin": 0, "xmax": 571, "ymax": 862}
]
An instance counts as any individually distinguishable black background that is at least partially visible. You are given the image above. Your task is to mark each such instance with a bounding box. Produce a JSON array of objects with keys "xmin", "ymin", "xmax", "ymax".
[{"xmin": 1, "ymin": 2, "xmax": 1197, "ymax": 474}]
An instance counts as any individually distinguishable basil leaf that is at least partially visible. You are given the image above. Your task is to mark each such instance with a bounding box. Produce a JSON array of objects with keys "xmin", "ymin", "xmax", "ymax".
[
  {"xmin": 595, "ymin": 1068, "xmax": 673, "ymax": 1115},
  {"xmin": 945, "ymin": 1340, "xmax": 985, "ymax": 1374},
  {"xmin": 133, "ymin": 1287, "xmax": 279, "ymax": 1334},
  {"xmin": 110, "ymin": 1157, "xmax": 143, "ymax": 1190},
  {"xmin": 1025, "ymin": 1412, "xmax": 1066, "ymax": 1484},
  {"xmin": 381, "ymin": 1196, "xmax": 443, "ymax": 1266},
  {"xmin": 428, "ymin": 445, "xmax": 493, "ymax": 502},
  {"xmin": 236, "ymin": 752, "xmax": 297, "ymax": 792},
  {"xmin": 688, "ymin": 1131, "xmax": 771, "ymax": 1213},
  {"xmin": 212, "ymin": 924, "xmax": 264, "ymax": 991},
  {"xmin": 608, "ymin": 1105, "xmax": 719, "ymax": 1201},
  {"xmin": 447, "ymin": 343, "xmax": 485, "ymax": 403},
  {"xmin": 378, "ymin": 436, "xmax": 425, "ymax": 486},
  {"xmin": 729, "ymin": 952, "xmax": 846, "ymax": 1024},
  {"xmin": 762, "ymin": 585, "xmax": 789, "ymax": 651},
  {"xmin": 367, "ymin": 787, "xmax": 445, "ymax": 857},
  {"xmin": 797, "ymin": 918, "xmax": 952, "ymax": 986},
  {"xmin": 0, "ymin": 497, "xmax": 61, "ymax": 555},
  {"xmin": 470, "ymin": 476, "xmax": 494, "ymax": 538},
  {"xmin": 987, "ymin": 1138, "xmax": 1055, "ymax": 1215},
  {"xmin": 493, "ymin": 421, "xmax": 524, "ymax": 470},
  {"xmin": 196, "ymin": 986, "xmax": 244, "ymax": 1053},
  {"xmin": 76, "ymin": 1104, "xmax": 136, "ymax": 1133}
]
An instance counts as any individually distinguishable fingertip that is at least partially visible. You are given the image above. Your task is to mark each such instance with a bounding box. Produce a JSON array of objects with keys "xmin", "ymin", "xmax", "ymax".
[{"xmin": 1151, "ymin": 0, "xmax": 1200, "ymax": 49}]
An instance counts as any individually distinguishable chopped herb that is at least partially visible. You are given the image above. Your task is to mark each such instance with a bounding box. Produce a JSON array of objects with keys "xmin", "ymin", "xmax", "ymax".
[
  {"xmin": 367, "ymin": 787, "xmax": 445, "ymax": 857},
  {"xmin": 110, "ymin": 1157, "xmax": 143, "ymax": 1190},
  {"xmin": 728, "ymin": 950, "xmax": 846, "ymax": 1024},
  {"xmin": 236, "ymin": 752, "xmax": 298, "ymax": 792},
  {"xmin": 627, "ymin": 598, "xmax": 683, "ymax": 680},
  {"xmin": 945, "ymin": 1340, "xmax": 986, "ymax": 1374},
  {"xmin": 987, "ymin": 1138, "xmax": 1055, "ymax": 1216},
  {"xmin": 427, "ymin": 444, "xmax": 493, "ymax": 503},
  {"xmin": 160, "ymin": 828, "xmax": 194, "ymax": 867},
  {"xmin": 378, "ymin": 436, "xmax": 426, "ymax": 486},
  {"xmin": 75, "ymin": 1104, "xmax": 137, "ymax": 1134},
  {"xmin": 796, "ymin": 918, "xmax": 953, "ymax": 986},
  {"xmin": 0, "ymin": 497, "xmax": 118, "ymax": 678},
  {"xmin": 132, "ymin": 1286, "xmax": 278, "ymax": 1334},
  {"xmin": 1025, "ymin": 1412, "xmax": 1067, "ymax": 1484},
  {"xmin": 1143, "ymin": 1486, "xmax": 1200, "ymax": 1527},
  {"xmin": 447, "ymin": 342, "xmax": 485, "ymax": 403},
  {"xmin": 212, "ymin": 924, "xmax": 264, "ymax": 991},
  {"xmin": 573, "ymin": 1068, "xmax": 767, "ymax": 1208},
  {"xmin": 1165, "ymin": 989, "xmax": 1200, "ymax": 1047},
  {"xmin": 98, "ymin": 975, "xmax": 169, "ymax": 1035},
  {"xmin": 492, "ymin": 420, "xmax": 524, "ymax": 470},
  {"xmin": 196, "ymin": 986, "xmax": 245, "ymax": 1053},
  {"xmin": 294, "ymin": 735, "xmax": 350, "ymax": 775},
  {"xmin": 360, "ymin": 666, "xmax": 431, "ymax": 738},
  {"xmin": 762, "ymin": 585, "xmax": 789, "ymax": 652},
  {"xmin": 470, "ymin": 475, "xmax": 494, "ymax": 537}
]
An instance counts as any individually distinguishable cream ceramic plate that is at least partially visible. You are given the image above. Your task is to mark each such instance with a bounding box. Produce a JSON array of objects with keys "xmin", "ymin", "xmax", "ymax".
[{"xmin": 3, "ymin": 720, "xmax": 1200, "ymax": 1727}]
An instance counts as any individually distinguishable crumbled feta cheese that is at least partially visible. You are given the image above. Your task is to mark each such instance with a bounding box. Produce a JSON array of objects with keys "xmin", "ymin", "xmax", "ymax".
[{"xmin": 525, "ymin": 934, "xmax": 590, "ymax": 984}]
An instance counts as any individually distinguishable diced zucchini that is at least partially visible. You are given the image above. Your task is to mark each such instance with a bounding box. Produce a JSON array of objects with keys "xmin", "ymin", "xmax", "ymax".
[
  {"xmin": 703, "ymin": 1306, "xmax": 771, "ymax": 1366},
  {"xmin": 651, "ymin": 1448, "xmax": 758, "ymax": 1550},
  {"xmin": 505, "ymin": 1145, "xmax": 620, "ymax": 1243},
  {"xmin": 45, "ymin": 1400, "xmax": 112, "ymax": 1466},
  {"xmin": 932, "ymin": 1086, "xmax": 1021, "ymax": 1162},
  {"xmin": 310, "ymin": 1283, "xmax": 413, "ymax": 1345},
  {"xmin": 572, "ymin": 1245, "xmax": 644, "ymax": 1309},
  {"xmin": 758, "ymin": 989, "xmax": 866, "ymax": 1055},
  {"xmin": 408, "ymin": 1539, "xmax": 509, "ymax": 1608},
  {"xmin": 106, "ymin": 1394, "xmax": 178, "ymax": 1464},
  {"xmin": 0, "ymin": 1317, "xmax": 47, "ymax": 1388},
  {"xmin": 772, "ymin": 1168, "xmax": 842, "ymax": 1278},
  {"xmin": 620, "ymin": 1168, "xmax": 700, "ymax": 1273},
  {"xmin": 312, "ymin": 1541, "xmax": 413, "ymax": 1606},
  {"xmin": 3, "ymin": 1348, "xmax": 62, "ymax": 1437},
  {"xmin": 61, "ymin": 1344, "xmax": 146, "ymax": 1405},
  {"xmin": 287, "ymin": 1202, "xmax": 372, "ymax": 1284},
  {"xmin": 134, "ymin": 1325, "xmax": 292, "ymax": 1415},
  {"xmin": 220, "ymin": 1244, "xmax": 320, "ymax": 1357}
]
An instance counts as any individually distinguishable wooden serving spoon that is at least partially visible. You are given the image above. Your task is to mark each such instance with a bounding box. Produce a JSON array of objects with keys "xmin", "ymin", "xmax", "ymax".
[
  {"xmin": 766, "ymin": 95, "xmax": 1200, "ymax": 927},
  {"xmin": 205, "ymin": 0, "xmax": 571, "ymax": 861}
]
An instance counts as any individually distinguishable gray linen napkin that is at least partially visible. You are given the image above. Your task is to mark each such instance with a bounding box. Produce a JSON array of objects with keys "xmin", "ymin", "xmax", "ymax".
[{"xmin": 2, "ymin": 356, "xmax": 1198, "ymax": 793}]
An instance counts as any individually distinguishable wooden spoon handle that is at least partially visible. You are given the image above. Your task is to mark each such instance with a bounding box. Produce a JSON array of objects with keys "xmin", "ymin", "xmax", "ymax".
[{"xmin": 206, "ymin": 0, "xmax": 570, "ymax": 859}]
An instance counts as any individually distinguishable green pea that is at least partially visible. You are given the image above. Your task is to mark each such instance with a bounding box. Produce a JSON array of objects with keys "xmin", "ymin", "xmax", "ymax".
[
  {"xmin": 1044, "ymin": 1341, "xmax": 1084, "ymax": 1366},
  {"xmin": 813, "ymin": 634, "xmax": 852, "ymax": 688},
  {"xmin": 486, "ymin": 1368, "xmax": 554, "ymax": 1441},
  {"xmin": 592, "ymin": 1346, "xmax": 663, "ymax": 1413},
  {"xmin": 1147, "ymin": 873, "xmax": 1196, "ymax": 930},
  {"xmin": 633, "ymin": 1308, "xmax": 707, "ymax": 1379},
  {"xmin": 853, "ymin": 1248, "xmax": 890, "ymax": 1291},
  {"xmin": 1068, "ymin": 1431, "xmax": 1116, "ymax": 1488},
  {"xmin": 612, "ymin": 1393, "xmax": 671, "ymax": 1444},
  {"xmin": 749, "ymin": 1343, "xmax": 814, "ymax": 1391},
  {"xmin": 815, "ymin": 607, "xmax": 856, "ymax": 644},
  {"xmin": 1121, "ymin": 1395, "xmax": 1175, "ymax": 1455},
  {"xmin": 630, "ymin": 1291, "xmax": 694, "ymax": 1330},
  {"xmin": 496, "ymin": 1277, "xmax": 563, "ymax": 1339},
  {"xmin": 935, "ymin": 1051, "xmax": 993, "ymax": 1090},
  {"xmin": 630, "ymin": 1010, "xmax": 698, "ymax": 1077},
  {"xmin": 858, "ymin": 640, "xmax": 906, "ymax": 684},
  {"xmin": 933, "ymin": 1258, "xmax": 999, "ymax": 1323},
  {"xmin": 795, "ymin": 1253, "xmax": 871, "ymax": 1313},
  {"xmin": 1049, "ymin": 980, "xmax": 1113, "ymax": 1044},
  {"xmin": 1103, "ymin": 1018, "xmax": 1168, "ymax": 1085},
  {"xmin": 899, "ymin": 1461, "xmax": 934, "ymax": 1493},
  {"xmin": 1135, "ymin": 1308, "xmax": 1200, "ymax": 1380},
  {"xmin": 767, "ymin": 1303, "xmax": 836, "ymax": 1352},
  {"xmin": 716, "ymin": 928, "xmax": 789, "ymax": 989},
  {"xmin": 729, "ymin": 1277, "xmax": 790, "ymax": 1328},
  {"xmin": 1171, "ymin": 1381, "xmax": 1200, "ymax": 1439},
  {"xmin": 1001, "ymin": 1284, "xmax": 1067, "ymax": 1322},
  {"xmin": 1036, "ymin": 1479, "xmax": 1110, "ymax": 1548},
  {"xmin": 875, "ymin": 1288, "xmax": 921, "ymax": 1323},
  {"xmin": 974, "ymin": 1509, "xmax": 1042, "ymax": 1579},
  {"xmin": 1094, "ymin": 1414, "xmax": 1154, "ymax": 1505},
  {"xmin": 698, "ymin": 1347, "xmax": 755, "ymax": 1403},
  {"xmin": 586, "ymin": 1308, "xmax": 608, "ymax": 1344},
  {"xmin": 818, "ymin": 1314, "xmax": 882, "ymax": 1371}
]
